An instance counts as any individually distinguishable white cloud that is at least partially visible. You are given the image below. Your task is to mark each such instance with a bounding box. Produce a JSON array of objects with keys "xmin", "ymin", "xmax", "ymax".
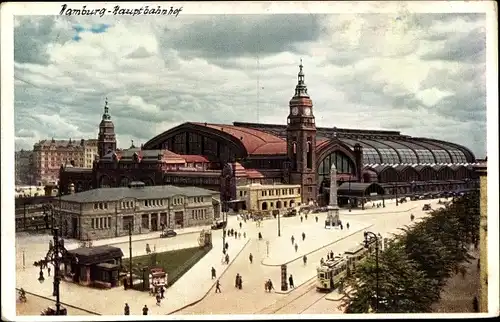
[{"xmin": 13, "ymin": 13, "xmax": 488, "ymax": 158}]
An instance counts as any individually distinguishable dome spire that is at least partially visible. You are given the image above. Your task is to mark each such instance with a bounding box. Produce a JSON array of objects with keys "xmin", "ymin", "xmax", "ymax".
[
  {"xmin": 102, "ymin": 97, "xmax": 111, "ymax": 120},
  {"xmin": 294, "ymin": 59, "xmax": 309, "ymax": 97}
]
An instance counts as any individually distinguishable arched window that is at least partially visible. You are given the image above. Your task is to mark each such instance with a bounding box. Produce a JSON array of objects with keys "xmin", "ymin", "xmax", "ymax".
[
  {"xmin": 307, "ymin": 139, "xmax": 313, "ymax": 169},
  {"xmin": 318, "ymin": 150, "xmax": 355, "ymax": 184}
]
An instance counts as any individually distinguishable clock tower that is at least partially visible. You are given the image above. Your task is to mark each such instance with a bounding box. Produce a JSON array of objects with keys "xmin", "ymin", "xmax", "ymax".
[
  {"xmin": 286, "ymin": 60, "xmax": 317, "ymax": 203},
  {"xmin": 97, "ymin": 97, "xmax": 117, "ymax": 158}
]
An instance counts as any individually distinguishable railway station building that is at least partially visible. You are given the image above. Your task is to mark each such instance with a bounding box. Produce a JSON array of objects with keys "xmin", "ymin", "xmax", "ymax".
[{"xmin": 58, "ymin": 62, "xmax": 480, "ymax": 210}]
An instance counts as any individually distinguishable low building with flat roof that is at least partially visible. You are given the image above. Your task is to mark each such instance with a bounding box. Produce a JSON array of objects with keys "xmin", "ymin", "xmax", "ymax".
[
  {"xmin": 56, "ymin": 181, "xmax": 220, "ymax": 240},
  {"xmin": 236, "ymin": 183, "xmax": 302, "ymax": 212}
]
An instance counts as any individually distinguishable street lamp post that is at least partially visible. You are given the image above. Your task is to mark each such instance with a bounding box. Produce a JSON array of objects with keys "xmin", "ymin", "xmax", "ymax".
[
  {"xmin": 33, "ymin": 227, "xmax": 67, "ymax": 315},
  {"xmin": 364, "ymin": 231, "xmax": 380, "ymax": 312},
  {"xmin": 348, "ymin": 175, "xmax": 352, "ymax": 212},
  {"xmin": 128, "ymin": 223, "xmax": 133, "ymax": 288},
  {"xmin": 277, "ymin": 210, "xmax": 281, "ymax": 237}
]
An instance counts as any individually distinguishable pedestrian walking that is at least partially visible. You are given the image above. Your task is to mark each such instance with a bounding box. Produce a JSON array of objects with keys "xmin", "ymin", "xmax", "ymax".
[
  {"xmin": 156, "ymin": 293, "xmax": 161, "ymax": 306},
  {"xmin": 291, "ymin": 235, "xmax": 295, "ymax": 245},
  {"xmin": 243, "ymin": 232, "xmax": 246, "ymax": 238},
  {"xmin": 249, "ymin": 253, "xmax": 253, "ymax": 264},
  {"xmin": 294, "ymin": 243, "xmax": 298, "ymax": 252},
  {"xmin": 305, "ymin": 214, "xmax": 308, "ymax": 220},
  {"xmin": 225, "ymin": 254, "xmax": 230, "ymax": 264},
  {"xmin": 410, "ymin": 214, "xmax": 415, "ymax": 222},
  {"xmin": 47, "ymin": 266, "xmax": 51, "ymax": 276},
  {"xmin": 239, "ymin": 222, "xmax": 242, "ymax": 229},
  {"xmin": 330, "ymin": 250, "xmax": 334, "ymax": 259},
  {"xmin": 211, "ymin": 267, "xmax": 216, "ymax": 279},
  {"xmin": 302, "ymin": 232, "xmax": 306, "ymax": 241},
  {"xmin": 303, "ymin": 255, "xmax": 307, "ymax": 265},
  {"xmin": 234, "ymin": 232, "xmax": 237, "ymax": 239},
  {"xmin": 124, "ymin": 303, "xmax": 130, "ymax": 315},
  {"xmin": 235, "ymin": 274, "xmax": 240, "ymax": 288},
  {"xmin": 340, "ymin": 224, "xmax": 343, "ymax": 230},
  {"xmin": 153, "ymin": 244, "xmax": 156, "ymax": 252},
  {"xmin": 320, "ymin": 257, "xmax": 324, "ymax": 265},
  {"xmin": 315, "ymin": 216, "xmax": 318, "ymax": 223},
  {"xmin": 472, "ymin": 296, "xmax": 479, "ymax": 312},
  {"xmin": 238, "ymin": 275, "xmax": 243, "ymax": 289},
  {"xmin": 160, "ymin": 286, "xmax": 165, "ymax": 299},
  {"xmin": 300, "ymin": 216, "xmax": 303, "ymax": 223},
  {"xmin": 346, "ymin": 222, "xmax": 350, "ymax": 230},
  {"xmin": 238, "ymin": 232, "xmax": 241, "ymax": 239},
  {"xmin": 267, "ymin": 279, "xmax": 275, "ymax": 292},
  {"xmin": 258, "ymin": 232, "xmax": 263, "ymax": 240},
  {"xmin": 146, "ymin": 243, "xmax": 151, "ymax": 254},
  {"xmin": 215, "ymin": 279, "xmax": 221, "ymax": 293},
  {"xmin": 225, "ymin": 242, "xmax": 229, "ymax": 250},
  {"xmin": 289, "ymin": 274, "xmax": 295, "ymax": 288},
  {"xmin": 142, "ymin": 305, "xmax": 149, "ymax": 315}
]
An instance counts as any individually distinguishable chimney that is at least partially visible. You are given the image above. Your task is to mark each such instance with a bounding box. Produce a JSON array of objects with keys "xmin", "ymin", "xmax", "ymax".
[{"xmin": 81, "ymin": 139, "xmax": 85, "ymax": 146}]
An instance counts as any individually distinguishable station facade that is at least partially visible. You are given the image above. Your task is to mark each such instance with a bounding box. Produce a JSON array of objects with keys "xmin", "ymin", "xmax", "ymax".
[{"xmin": 59, "ymin": 62, "xmax": 479, "ymax": 207}]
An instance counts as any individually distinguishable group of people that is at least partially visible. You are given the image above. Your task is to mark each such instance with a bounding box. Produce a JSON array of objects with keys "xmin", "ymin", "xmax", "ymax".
[
  {"xmin": 290, "ymin": 232, "xmax": 307, "ymax": 253},
  {"xmin": 371, "ymin": 203, "xmax": 383, "ymax": 208},
  {"xmin": 124, "ymin": 303, "xmax": 150, "ymax": 315},
  {"xmin": 320, "ymin": 250, "xmax": 337, "ymax": 265}
]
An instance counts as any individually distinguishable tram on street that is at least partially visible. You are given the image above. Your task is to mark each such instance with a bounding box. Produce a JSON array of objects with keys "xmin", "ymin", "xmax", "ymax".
[{"xmin": 316, "ymin": 236, "xmax": 379, "ymax": 292}]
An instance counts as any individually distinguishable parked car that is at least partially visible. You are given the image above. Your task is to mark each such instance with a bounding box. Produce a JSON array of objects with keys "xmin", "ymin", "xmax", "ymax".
[
  {"xmin": 160, "ymin": 229, "xmax": 177, "ymax": 238},
  {"xmin": 422, "ymin": 204, "xmax": 432, "ymax": 211},
  {"xmin": 283, "ymin": 209, "xmax": 297, "ymax": 217},
  {"xmin": 211, "ymin": 221, "xmax": 227, "ymax": 230}
]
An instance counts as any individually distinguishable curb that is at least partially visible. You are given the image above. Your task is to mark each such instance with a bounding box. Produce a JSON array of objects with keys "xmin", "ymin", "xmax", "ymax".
[
  {"xmin": 166, "ymin": 238, "xmax": 252, "ymax": 315},
  {"xmin": 260, "ymin": 223, "xmax": 375, "ymax": 267},
  {"xmin": 340, "ymin": 206, "xmax": 417, "ymax": 216},
  {"xmin": 15, "ymin": 288, "xmax": 101, "ymax": 315}
]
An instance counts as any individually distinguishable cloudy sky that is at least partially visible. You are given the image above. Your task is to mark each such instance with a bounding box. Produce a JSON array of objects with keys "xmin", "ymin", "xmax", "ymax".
[{"xmin": 13, "ymin": 10, "xmax": 488, "ymax": 157}]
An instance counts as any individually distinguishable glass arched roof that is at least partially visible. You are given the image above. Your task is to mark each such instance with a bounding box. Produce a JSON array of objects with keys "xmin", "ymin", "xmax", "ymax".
[{"xmin": 338, "ymin": 137, "xmax": 472, "ymax": 165}]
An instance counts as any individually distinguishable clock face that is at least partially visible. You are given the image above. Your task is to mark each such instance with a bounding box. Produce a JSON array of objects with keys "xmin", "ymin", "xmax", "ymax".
[
  {"xmin": 304, "ymin": 107, "xmax": 312, "ymax": 116},
  {"xmin": 291, "ymin": 107, "xmax": 299, "ymax": 116}
]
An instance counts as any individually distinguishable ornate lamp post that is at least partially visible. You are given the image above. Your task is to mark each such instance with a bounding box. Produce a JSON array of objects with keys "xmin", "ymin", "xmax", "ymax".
[
  {"xmin": 364, "ymin": 231, "xmax": 380, "ymax": 312},
  {"xmin": 33, "ymin": 227, "xmax": 68, "ymax": 315}
]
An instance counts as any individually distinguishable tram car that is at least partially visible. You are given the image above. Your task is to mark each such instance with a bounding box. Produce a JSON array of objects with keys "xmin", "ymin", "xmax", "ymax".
[{"xmin": 316, "ymin": 236, "xmax": 379, "ymax": 292}]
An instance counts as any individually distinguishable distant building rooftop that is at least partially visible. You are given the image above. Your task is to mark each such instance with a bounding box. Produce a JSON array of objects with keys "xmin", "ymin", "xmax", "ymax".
[{"xmin": 60, "ymin": 184, "xmax": 218, "ymax": 203}]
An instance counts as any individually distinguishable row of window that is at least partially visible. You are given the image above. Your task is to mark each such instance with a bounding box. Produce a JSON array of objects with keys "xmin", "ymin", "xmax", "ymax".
[
  {"xmin": 144, "ymin": 199, "xmax": 165, "ymax": 207},
  {"xmin": 260, "ymin": 188, "xmax": 299, "ymax": 197},
  {"xmin": 193, "ymin": 197, "xmax": 205, "ymax": 203},
  {"xmin": 260, "ymin": 199, "xmax": 299, "ymax": 210},
  {"xmin": 93, "ymin": 202, "xmax": 109, "ymax": 210},
  {"xmin": 91, "ymin": 217, "xmax": 111, "ymax": 229},
  {"xmin": 172, "ymin": 198, "xmax": 183, "ymax": 206},
  {"xmin": 191, "ymin": 209, "xmax": 208, "ymax": 220}
]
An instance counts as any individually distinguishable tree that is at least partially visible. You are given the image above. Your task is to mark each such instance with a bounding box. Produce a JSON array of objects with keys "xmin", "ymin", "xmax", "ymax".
[
  {"xmin": 341, "ymin": 242, "xmax": 434, "ymax": 313},
  {"xmin": 341, "ymin": 192, "xmax": 480, "ymax": 313}
]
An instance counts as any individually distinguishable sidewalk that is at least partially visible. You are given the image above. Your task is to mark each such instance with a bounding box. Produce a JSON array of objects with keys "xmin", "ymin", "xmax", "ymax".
[
  {"xmin": 16, "ymin": 230, "xmax": 250, "ymax": 315},
  {"xmin": 261, "ymin": 219, "xmax": 373, "ymax": 266}
]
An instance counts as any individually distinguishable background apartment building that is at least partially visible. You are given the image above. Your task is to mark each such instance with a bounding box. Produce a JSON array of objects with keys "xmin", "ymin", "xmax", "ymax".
[
  {"xmin": 15, "ymin": 149, "xmax": 34, "ymax": 185},
  {"xmin": 32, "ymin": 138, "xmax": 98, "ymax": 185}
]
